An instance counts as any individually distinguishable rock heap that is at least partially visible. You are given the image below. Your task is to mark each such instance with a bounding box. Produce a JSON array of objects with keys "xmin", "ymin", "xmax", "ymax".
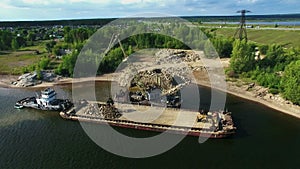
[
  {"xmin": 12, "ymin": 71, "xmax": 59, "ymax": 87},
  {"xmin": 83, "ymin": 103, "xmax": 122, "ymax": 119}
]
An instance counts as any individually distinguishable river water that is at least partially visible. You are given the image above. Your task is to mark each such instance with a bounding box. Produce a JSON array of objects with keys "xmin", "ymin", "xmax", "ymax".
[{"xmin": 1, "ymin": 82, "xmax": 300, "ymax": 169}]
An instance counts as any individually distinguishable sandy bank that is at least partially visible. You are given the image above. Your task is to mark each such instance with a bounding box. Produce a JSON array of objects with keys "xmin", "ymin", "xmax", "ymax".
[
  {"xmin": 192, "ymin": 71, "xmax": 300, "ymax": 119},
  {"xmin": 0, "ymin": 73, "xmax": 117, "ymax": 88}
]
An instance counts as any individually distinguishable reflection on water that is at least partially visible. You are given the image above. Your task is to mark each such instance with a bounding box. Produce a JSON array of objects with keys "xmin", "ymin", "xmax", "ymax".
[
  {"xmin": 0, "ymin": 88, "xmax": 10, "ymax": 96},
  {"xmin": 0, "ymin": 86, "xmax": 71, "ymax": 128},
  {"xmin": 0, "ymin": 110, "xmax": 44, "ymax": 128}
]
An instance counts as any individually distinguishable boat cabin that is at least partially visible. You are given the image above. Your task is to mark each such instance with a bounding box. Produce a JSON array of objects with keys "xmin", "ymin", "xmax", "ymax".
[{"xmin": 36, "ymin": 88, "xmax": 57, "ymax": 107}]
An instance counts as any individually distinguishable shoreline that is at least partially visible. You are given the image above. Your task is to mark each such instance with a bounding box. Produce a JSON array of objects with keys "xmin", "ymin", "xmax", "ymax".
[
  {"xmin": 1, "ymin": 73, "xmax": 300, "ymax": 119},
  {"xmin": 0, "ymin": 73, "xmax": 117, "ymax": 88},
  {"xmin": 194, "ymin": 77, "xmax": 300, "ymax": 119}
]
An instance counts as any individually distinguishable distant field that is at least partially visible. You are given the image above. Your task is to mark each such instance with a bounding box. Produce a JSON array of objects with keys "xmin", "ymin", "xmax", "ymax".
[
  {"xmin": 0, "ymin": 51, "xmax": 41, "ymax": 75},
  {"xmin": 0, "ymin": 40, "xmax": 56, "ymax": 75},
  {"xmin": 200, "ymin": 23, "xmax": 300, "ymax": 29},
  {"xmin": 214, "ymin": 28, "xmax": 300, "ymax": 48},
  {"xmin": 20, "ymin": 40, "xmax": 49, "ymax": 52}
]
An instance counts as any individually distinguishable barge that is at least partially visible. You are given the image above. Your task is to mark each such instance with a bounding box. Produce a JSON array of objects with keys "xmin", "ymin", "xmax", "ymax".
[
  {"xmin": 60, "ymin": 101, "xmax": 236, "ymax": 138},
  {"xmin": 15, "ymin": 88, "xmax": 236, "ymax": 138}
]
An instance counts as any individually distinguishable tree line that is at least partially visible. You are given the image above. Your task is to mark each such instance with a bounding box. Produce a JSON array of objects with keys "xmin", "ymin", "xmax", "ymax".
[
  {"xmin": 8, "ymin": 21, "xmax": 297, "ymax": 105},
  {"xmin": 0, "ymin": 30, "xmax": 27, "ymax": 50},
  {"xmin": 228, "ymin": 40, "xmax": 300, "ymax": 105},
  {"xmin": 0, "ymin": 26, "xmax": 65, "ymax": 51}
]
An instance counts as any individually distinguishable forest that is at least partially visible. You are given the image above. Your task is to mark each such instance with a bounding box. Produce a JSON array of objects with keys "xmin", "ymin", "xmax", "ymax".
[
  {"xmin": 0, "ymin": 19, "xmax": 299, "ymax": 105},
  {"xmin": 228, "ymin": 40, "xmax": 300, "ymax": 105},
  {"xmin": 54, "ymin": 22, "xmax": 300, "ymax": 105}
]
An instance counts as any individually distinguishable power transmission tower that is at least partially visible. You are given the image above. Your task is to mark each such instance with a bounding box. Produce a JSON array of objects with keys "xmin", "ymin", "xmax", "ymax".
[{"xmin": 234, "ymin": 10, "xmax": 251, "ymax": 41}]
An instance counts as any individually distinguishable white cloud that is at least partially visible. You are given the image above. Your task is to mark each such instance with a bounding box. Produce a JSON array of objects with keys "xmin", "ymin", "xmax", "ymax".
[
  {"xmin": 282, "ymin": 0, "xmax": 297, "ymax": 4},
  {"xmin": 0, "ymin": 0, "xmax": 299, "ymax": 21},
  {"xmin": 0, "ymin": 1, "xmax": 29, "ymax": 9},
  {"xmin": 237, "ymin": 0, "xmax": 259, "ymax": 4},
  {"xmin": 20, "ymin": 0, "xmax": 112, "ymax": 5},
  {"xmin": 247, "ymin": 0, "xmax": 258, "ymax": 3},
  {"xmin": 120, "ymin": 0, "xmax": 141, "ymax": 4},
  {"xmin": 0, "ymin": 2, "xmax": 16, "ymax": 9},
  {"xmin": 68, "ymin": 0, "xmax": 111, "ymax": 3},
  {"xmin": 22, "ymin": 0, "xmax": 64, "ymax": 5}
]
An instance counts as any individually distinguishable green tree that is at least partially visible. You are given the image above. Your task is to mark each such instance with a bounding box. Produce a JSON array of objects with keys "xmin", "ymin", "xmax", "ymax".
[
  {"xmin": 127, "ymin": 45, "xmax": 133, "ymax": 56},
  {"xmin": 212, "ymin": 37, "xmax": 234, "ymax": 58},
  {"xmin": 65, "ymin": 28, "xmax": 92, "ymax": 44},
  {"xmin": 27, "ymin": 32, "xmax": 36, "ymax": 41},
  {"xmin": 229, "ymin": 40, "xmax": 255, "ymax": 74},
  {"xmin": 64, "ymin": 26, "xmax": 71, "ymax": 34},
  {"xmin": 10, "ymin": 36, "xmax": 26, "ymax": 50},
  {"xmin": 11, "ymin": 38, "xmax": 19, "ymax": 50},
  {"xmin": 27, "ymin": 32, "xmax": 36, "ymax": 46},
  {"xmin": 261, "ymin": 44, "xmax": 285, "ymax": 68},
  {"xmin": 45, "ymin": 41, "xmax": 56, "ymax": 53},
  {"xmin": 259, "ymin": 44, "xmax": 269, "ymax": 55},
  {"xmin": 0, "ymin": 30, "xmax": 13, "ymax": 50},
  {"xmin": 36, "ymin": 65, "xmax": 43, "ymax": 80},
  {"xmin": 39, "ymin": 57, "xmax": 51, "ymax": 69},
  {"xmin": 281, "ymin": 60, "xmax": 300, "ymax": 105},
  {"xmin": 52, "ymin": 45, "xmax": 61, "ymax": 56},
  {"xmin": 15, "ymin": 36, "xmax": 27, "ymax": 48},
  {"xmin": 55, "ymin": 51, "xmax": 78, "ymax": 76}
]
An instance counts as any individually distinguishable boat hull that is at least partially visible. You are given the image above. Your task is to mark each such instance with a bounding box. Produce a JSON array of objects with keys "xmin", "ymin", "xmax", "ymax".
[
  {"xmin": 15, "ymin": 97, "xmax": 73, "ymax": 111},
  {"xmin": 14, "ymin": 105, "xmax": 24, "ymax": 109},
  {"xmin": 60, "ymin": 111, "xmax": 235, "ymax": 138}
]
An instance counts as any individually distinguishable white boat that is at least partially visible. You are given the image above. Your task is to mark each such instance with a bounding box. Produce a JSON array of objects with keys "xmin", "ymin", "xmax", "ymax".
[
  {"xmin": 14, "ymin": 88, "xmax": 73, "ymax": 111},
  {"xmin": 36, "ymin": 88, "xmax": 57, "ymax": 108}
]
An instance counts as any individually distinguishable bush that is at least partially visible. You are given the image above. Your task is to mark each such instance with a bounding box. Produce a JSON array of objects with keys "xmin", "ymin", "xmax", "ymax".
[
  {"xmin": 39, "ymin": 57, "xmax": 51, "ymax": 69},
  {"xmin": 230, "ymin": 39, "xmax": 255, "ymax": 74},
  {"xmin": 36, "ymin": 67, "xmax": 43, "ymax": 80},
  {"xmin": 269, "ymin": 88, "xmax": 279, "ymax": 95},
  {"xmin": 281, "ymin": 61, "xmax": 300, "ymax": 105},
  {"xmin": 259, "ymin": 45, "xmax": 269, "ymax": 55},
  {"xmin": 21, "ymin": 67, "xmax": 29, "ymax": 74},
  {"xmin": 226, "ymin": 69, "xmax": 238, "ymax": 78}
]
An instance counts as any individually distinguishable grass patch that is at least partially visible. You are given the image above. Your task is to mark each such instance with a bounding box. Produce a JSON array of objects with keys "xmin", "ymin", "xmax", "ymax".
[
  {"xmin": 0, "ymin": 52, "xmax": 41, "ymax": 74},
  {"xmin": 48, "ymin": 60, "xmax": 61, "ymax": 70},
  {"xmin": 20, "ymin": 40, "xmax": 48, "ymax": 53},
  {"xmin": 0, "ymin": 40, "xmax": 57, "ymax": 74},
  {"xmin": 214, "ymin": 28, "xmax": 300, "ymax": 48},
  {"xmin": 241, "ymin": 78, "xmax": 255, "ymax": 84}
]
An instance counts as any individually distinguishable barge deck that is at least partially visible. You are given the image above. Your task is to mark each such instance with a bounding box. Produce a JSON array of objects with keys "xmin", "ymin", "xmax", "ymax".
[{"xmin": 60, "ymin": 102, "xmax": 236, "ymax": 138}]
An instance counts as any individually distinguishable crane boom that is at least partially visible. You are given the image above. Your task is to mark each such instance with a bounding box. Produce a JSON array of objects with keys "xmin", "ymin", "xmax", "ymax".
[
  {"xmin": 104, "ymin": 33, "xmax": 127, "ymax": 58},
  {"xmin": 118, "ymin": 38, "xmax": 127, "ymax": 58}
]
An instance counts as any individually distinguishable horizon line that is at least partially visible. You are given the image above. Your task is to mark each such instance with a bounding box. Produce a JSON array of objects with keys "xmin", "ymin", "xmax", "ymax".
[{"xmin": 1, "ymin": 13, "xmax": 300, "ymax": 22}]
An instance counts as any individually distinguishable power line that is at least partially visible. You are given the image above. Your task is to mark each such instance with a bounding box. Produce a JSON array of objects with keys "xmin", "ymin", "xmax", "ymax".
[{"xmin": 234, "ymin": 10, "xmax": 251, "ymax": 41}]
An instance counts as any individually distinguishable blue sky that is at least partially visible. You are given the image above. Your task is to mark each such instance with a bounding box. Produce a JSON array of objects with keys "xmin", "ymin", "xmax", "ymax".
[{"xmin": 0, "ymin": 0, "xmax": 299, "ymax": 21}]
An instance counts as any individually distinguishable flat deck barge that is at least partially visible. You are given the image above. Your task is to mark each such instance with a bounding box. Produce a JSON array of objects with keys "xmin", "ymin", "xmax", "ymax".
[{"xmin": 60, "ymin": 102, "xmax": 236, "ymax": 138}]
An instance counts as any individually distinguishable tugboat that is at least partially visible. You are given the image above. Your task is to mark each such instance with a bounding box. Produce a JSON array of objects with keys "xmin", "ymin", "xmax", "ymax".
[{"xmin": 14, "ymin": 88, "xmax": 73, "ymax": 111}]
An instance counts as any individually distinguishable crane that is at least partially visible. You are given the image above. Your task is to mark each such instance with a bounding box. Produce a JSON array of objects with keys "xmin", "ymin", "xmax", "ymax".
[{"xmin": 104, "ymin": 33, "xmax": 127, "ymax": 59}]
